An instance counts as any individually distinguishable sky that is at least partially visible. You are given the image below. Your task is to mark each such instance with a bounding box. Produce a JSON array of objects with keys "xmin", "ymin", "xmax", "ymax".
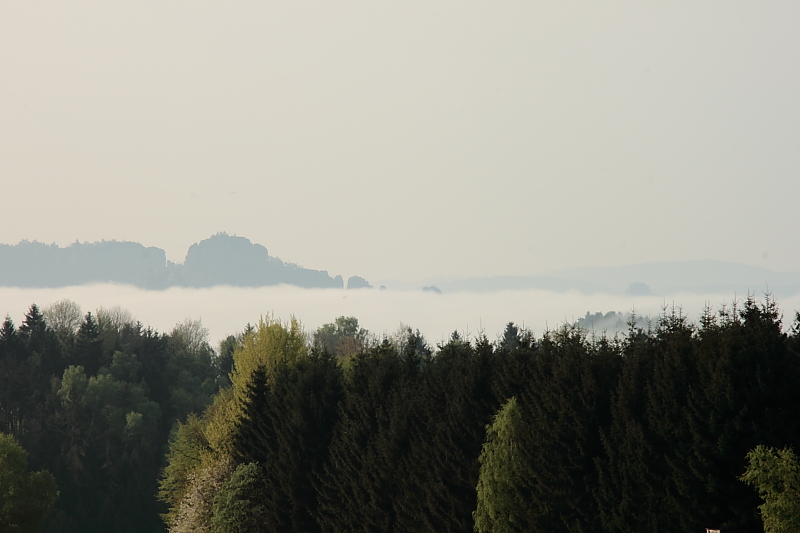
[{"xmin": 1, "ymin": 1, "xmax": 799, "ymax": 284}]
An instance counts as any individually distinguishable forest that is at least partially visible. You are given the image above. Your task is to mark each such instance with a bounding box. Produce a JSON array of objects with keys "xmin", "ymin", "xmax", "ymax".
[{"xmin": 2, "ymin": 297, "xmax": 800, "ymax": 532}]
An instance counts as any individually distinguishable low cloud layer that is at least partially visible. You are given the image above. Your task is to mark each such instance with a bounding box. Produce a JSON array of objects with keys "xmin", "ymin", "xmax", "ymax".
[{"xmin": 2, "ymin": 285, "xmax": 798, "ymax": 348}]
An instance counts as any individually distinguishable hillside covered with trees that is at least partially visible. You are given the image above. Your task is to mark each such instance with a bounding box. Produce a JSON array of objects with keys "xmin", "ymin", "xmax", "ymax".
[
  {"xmin": 0, "ymin": 302, "xmax": 225, "ymax": 533},
  {"xmin": 3, "ymin": 297, "xmax": 800, "ymax": 532}
]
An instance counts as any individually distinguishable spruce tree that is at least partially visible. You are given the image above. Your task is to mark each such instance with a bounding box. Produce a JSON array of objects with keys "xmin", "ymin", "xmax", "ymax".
[
  {"xmin": 74, "ymin": 312, "xmax": 102, "ymax": 376},
  {"xmin": 595, "ymin": 324, "xmax": 660, "ymax": 532},
  {"xmin": 513, "ymin": 326, "xmax": 621, "ymax": 533},
  {"xmin": 395, "ymin": 335, "xmax": 497, "ymax": 533},
  {"xmin": 0, "ymin": 316, "xmax": 24, "ymax": 437},
  {"xmin": 232, "ymin": 350, "xmax": 343, "ymax": 533},
  {"xmin": 474, "ymin": 396, "xmax": 527, "ymax": 533},
  {"xmin": 316, "ymin": 341, "xmax": 416, "ymax": 533}
]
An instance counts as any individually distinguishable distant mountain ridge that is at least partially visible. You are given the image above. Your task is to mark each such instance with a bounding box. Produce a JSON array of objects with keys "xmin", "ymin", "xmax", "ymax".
[
  {"xmin": 0, "ymin": 233, "xmax": 354, "ymax": 290},
  {"xmin": 543, "ymin": 260, "xmax": 800, "ymax": 297},
  {"xmin": 4, "ymin": 237, "xmax": 797, "ymax": 298},
  {"xmin": 380, "ymin": 260, "xmax": 800, "ymax": 299}
]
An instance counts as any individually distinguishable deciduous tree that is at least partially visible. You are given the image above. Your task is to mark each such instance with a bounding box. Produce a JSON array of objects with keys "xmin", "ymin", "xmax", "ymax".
[
  {"xmin": 0, "ymin": 433, "xmax": 58, "ymax": 532},
  {"xmin": 741, "ymin": 445, "xmax": 800, "ymax": 533}
]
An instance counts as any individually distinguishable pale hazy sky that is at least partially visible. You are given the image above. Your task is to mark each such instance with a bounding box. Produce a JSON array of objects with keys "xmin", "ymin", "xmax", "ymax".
[{"xmin": 2, "ymin": 2, "xmax": 798, "ymax": 283}]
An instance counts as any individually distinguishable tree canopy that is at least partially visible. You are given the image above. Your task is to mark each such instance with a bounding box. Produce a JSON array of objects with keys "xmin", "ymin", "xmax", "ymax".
[
  {"xmin": 741, "ymin": 445, "xmax": 800, "ymax": 533},
  {"xmin": 0, "ymin": 433, "xmax": 58, "ymax": 533},
  {"xmin": 2, "ymin": 296, "xmax": 800, "ymax": 532}
]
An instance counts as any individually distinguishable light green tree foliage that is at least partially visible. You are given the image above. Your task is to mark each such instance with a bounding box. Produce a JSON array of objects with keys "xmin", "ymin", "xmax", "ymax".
[
  {"xmin": 160, "ymin": 316, "xmax": 307, "ymax": 531},
  {"xmin": 168, "ymin": 457, "xmax": 233, "ymax": 533},
  {"xmin": 741, "ymin": 445, "xmax": 800, "ymax": 532},
  {"xmin": 159, "ymin": 389, "xmax": 238, "ymax": 529},
  {"xmin": 159, "ymin": 414, "xmax": 211, "ymax": 523},
  {"xmin": 57, "ymin": 365, "xmax": 89, "ymax": 406},
  {"xmin": 211, "ymin": 462, "xmax": 269, "ymax": 533},
  {"xmin": 160, "ymin": 391, "xmax": 243, "ymax": 532},
  {"xmin": 0, "ymin": 433, "xmax": 58, "ymax": 533},
  {"xmin": 474, "ymin": 397, "xmax": 526, "ymax": 533},
  {"xmin": 229, "ymin": 315, "xmax": 307, "ymax": 410}
]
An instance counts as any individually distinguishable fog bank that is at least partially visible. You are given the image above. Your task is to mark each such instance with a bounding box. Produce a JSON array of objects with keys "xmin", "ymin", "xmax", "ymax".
[{"xmin": 2, "ymin": 285, "xmax": 798, "ymax": 348}]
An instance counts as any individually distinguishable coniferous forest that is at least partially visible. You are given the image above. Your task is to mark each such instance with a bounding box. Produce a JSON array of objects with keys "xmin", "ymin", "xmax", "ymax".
[{"xmin": 3, "ymin": 296, "xmax": 800, "ymax": 532}]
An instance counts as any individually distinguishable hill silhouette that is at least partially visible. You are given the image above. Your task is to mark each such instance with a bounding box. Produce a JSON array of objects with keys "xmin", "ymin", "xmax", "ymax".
[
  {"xmin": 378, "ymin": 260, "xmax": 800, "ymax": 298},
  {"xmin": 0, "ymin": 233, "xmax": 346, "ymax": 289}
]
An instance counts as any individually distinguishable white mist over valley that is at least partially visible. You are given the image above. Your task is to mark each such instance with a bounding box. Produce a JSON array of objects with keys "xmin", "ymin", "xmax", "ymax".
[{"xmin": 3, "ymin": 284, "xmax": 797, "ymax": 348}]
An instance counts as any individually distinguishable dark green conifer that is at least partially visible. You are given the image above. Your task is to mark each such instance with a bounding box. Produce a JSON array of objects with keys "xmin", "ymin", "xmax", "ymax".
[
  {"xmin": 512, "ymin": 326, "xmax": 622, "ymax": 533},
  {"xmin": 316, "ymin": 341, "xmax": 415, "ymax": 533},
  {"xmin": 232, "ymin": 350, "xmax": 343, "ymax": 533},
  {"xmin": 396, "ymin": 335, "xmax": 497, "ymax": 533},
  {"xmin": 74, "ymin": 312, "xmax": 102, "ymax": 376}
]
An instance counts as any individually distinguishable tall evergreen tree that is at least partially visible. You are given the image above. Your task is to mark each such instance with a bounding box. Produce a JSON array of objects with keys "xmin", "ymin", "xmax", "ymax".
[
  {"xmin": 316, "ymin": 341, "xmax": 418, "ymax": 533},
  {"xmin": 595, "ymin": 324, "xmax": 657, "ymax": 532},
  {"xmin": 232, "ymin": 350, "xmax": 344, "ymax": 533},
  {"xmin": 681, "ymin": 296, "xmax": 796, "ymax": 531},
  {"xmin": 474, "ymin": 396, "xmax": 527, "ymax": 533},
  {"xmin": 0, "ymin": 315, "xmax": 25, "ymax": 437},
  {"xmin": 74, "ymin": 312, "xmax": 102, "ymax": 376},
  {"xmin": 395, "ymin": 335, "xmax": 497, "ymax": 533},
  {"xmin": 512, "ymin": 326, "xmax": 622, "ymax": 533}
]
